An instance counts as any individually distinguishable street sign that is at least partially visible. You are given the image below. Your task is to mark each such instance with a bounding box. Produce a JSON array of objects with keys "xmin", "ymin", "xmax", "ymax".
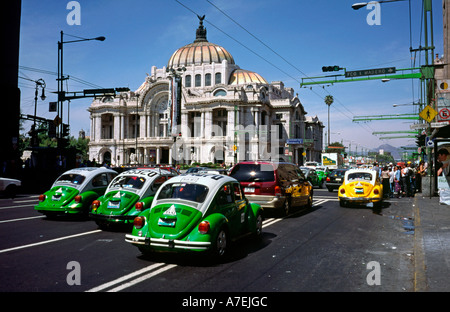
[
  {"xmin": 345, "ymin": 67, "xmax": 396, "ymax": 78},
  {"xmin": 286, "ymin": 138, "xmax": 303, "ymax": 144},
  {"xmin": 419, "ymin": 105, "xmax": 438, "ymax": 123},
  {"xmin": 425, "ymin": 136, "xmax": 434, "ymax": 147}
]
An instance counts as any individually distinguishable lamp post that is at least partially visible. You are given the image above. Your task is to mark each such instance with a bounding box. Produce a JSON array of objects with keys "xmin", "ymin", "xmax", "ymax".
[
  {"xmin": 57, "ymin": 31, "xmax": 105, "ymax": 141},
  {"xmin": 324, "ymin": 95, "xmax": 334, "ymax": 148},
  {"xmin": 166, "ymin": 66, "xmax": 186, "ymax": 167}
]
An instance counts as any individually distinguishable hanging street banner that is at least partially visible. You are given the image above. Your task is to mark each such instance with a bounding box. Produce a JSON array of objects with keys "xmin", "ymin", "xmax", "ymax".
[{"xmin": 345, "ymin": 67, "xmax": 396, "ymax": 78}]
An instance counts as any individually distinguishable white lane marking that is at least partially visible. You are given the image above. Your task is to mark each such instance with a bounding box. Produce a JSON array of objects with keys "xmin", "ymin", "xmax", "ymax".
[
  {"xmin": 0, "ymin": 204, "xmax": 37, "ymax": 210},
  {"xmin": 107, "ymin": 264, "xmax": 178, "ymax": 292},
  {"xmin": 0, "ymin": 216, "xmax": 44, "ymax": 224},
  {"xmin": 0, "ymin": 230, "xmax": 101, "ymax": 254},
  {"xmin": 86, "ymin": 263, "xmax": 168, "ymax": 292}
]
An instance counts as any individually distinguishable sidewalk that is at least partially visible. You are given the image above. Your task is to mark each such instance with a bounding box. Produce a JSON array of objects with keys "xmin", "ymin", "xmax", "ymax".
[{"xmin": 414, "ymin": 194, "xmax": 450, "ymax": 291}]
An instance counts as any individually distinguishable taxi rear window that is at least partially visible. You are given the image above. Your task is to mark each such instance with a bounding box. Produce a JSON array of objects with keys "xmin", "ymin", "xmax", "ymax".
[
  {"xmin": 348, "ymin": 172, "xmax": 372, "ymax": 181},
  {"xmin": 229, "ymin": 164, "xmax": 275, "ymax": 182},
  {"xmin": 110, "ymin": 175, "xmax": 146, "ymax": 189},
  {"xmin": 55, "ymin": 174, "xmax": 86, "ymax": 185},
  {"xmin": 157, "ymin": 183, "xmax": 208, "ymax": 203}
]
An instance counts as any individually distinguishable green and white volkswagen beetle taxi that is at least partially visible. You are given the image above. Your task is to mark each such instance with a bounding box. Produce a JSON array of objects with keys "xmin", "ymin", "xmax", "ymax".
[
  {"xmin": 125, "ymin": 173, "xmax": 263, "ymax": 259},
  {"xmin": 35, "ymin": 167, "xmax": 118, "ymax": 218},
  {"xmin": 89, "ymin": 168, "xmax": 175, "ymax": 228}
]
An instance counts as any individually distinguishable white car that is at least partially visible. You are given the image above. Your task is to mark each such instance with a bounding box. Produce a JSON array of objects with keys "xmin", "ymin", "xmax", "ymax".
[{"xmin": 0, "ymin": 177, "xmax": 21, "ymax": 198}]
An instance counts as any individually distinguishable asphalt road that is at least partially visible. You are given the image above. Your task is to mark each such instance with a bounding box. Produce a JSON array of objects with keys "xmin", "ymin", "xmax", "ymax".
[{"xmin": 0, "ymin": 188, "xmax": 417, "ymax": 298}]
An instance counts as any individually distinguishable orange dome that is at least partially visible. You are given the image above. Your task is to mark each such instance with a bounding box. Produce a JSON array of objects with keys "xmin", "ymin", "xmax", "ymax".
[
  {"xmin": 229, "ymin": 69, "xmax": 267, "ymax": 85},
  {"xmin": 167, "ymin": 15, "xmax": 235, "ymax": 68}
]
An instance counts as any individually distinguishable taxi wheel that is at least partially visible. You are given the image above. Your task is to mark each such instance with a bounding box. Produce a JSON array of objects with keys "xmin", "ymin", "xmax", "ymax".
[
  {"xmin": 254, "ymin": 213, "xmax": 263, "ymax": 239},
  {"xmin": 282, "ymin": 198, "xmax": 291, "ymax": 216},
  {"xmin": 339, "ymin": 199, "xmax": 347, "ymax": 207},
  {"xmin": 213, "ymin": 228, "xmax": 228, "ymax": 258},
  {"xmin": 306, "ymin": 194, "xmax": 313, "ymax": 209}
]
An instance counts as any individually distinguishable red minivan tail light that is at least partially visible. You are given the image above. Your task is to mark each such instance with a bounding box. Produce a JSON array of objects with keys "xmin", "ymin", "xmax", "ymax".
[{"xmin": 275, "ymin": 186, "xmax": 281, "ymax": 196}]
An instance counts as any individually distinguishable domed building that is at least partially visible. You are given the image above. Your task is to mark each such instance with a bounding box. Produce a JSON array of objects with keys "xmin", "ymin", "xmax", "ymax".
[{"xmin": 88, "ymin": 16, "xmax": 323, "ymax": 166}]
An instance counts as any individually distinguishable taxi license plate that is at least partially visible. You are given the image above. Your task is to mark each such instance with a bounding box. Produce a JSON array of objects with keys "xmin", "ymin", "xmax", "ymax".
[
  {"xmin": 107, "ymin": 201, "xmax": 121, "ymax": 209},
  {"xmin": 244, "ymin": 187, "xmax": 255, "ymax": 193},
  {"xmin": 52, "ymin": 195, "xmax": 61, "ymax": 201},
  {"xmin": 355, "ymin": 188, "xmax": 364, "ymax": 194},
  {"xmin": 158, "ymin": 218, "xmax": 176, "ymax": 227}
]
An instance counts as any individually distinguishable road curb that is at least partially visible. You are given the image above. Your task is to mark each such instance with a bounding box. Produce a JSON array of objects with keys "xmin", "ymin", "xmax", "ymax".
[{"xmin": 413, "ymin": 195, "xmax": 428, "ymax": 291}]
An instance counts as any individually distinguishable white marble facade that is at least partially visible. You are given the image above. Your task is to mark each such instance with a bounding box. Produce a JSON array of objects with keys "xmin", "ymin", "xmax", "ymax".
[{"xmin": 88, "ymin": 17, "xmax": 323, "ymax": 166}]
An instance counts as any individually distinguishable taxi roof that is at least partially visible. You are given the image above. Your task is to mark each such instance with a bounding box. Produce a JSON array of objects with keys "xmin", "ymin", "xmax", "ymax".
[{"xmin": 166, "ymin": 172, "xmax": 236, "ymax": 186}]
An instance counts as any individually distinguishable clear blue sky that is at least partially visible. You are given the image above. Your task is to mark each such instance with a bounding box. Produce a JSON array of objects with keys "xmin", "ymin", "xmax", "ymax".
[{"xmin": 18, "ymin": 0, "xmax": 444, "ymax": 152}]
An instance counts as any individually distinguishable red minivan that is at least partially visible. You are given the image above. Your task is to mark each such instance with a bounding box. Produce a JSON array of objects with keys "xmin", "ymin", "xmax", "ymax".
[{"xmin": 229, "ymin": 161, "xmax": 313, "ymax": 215}]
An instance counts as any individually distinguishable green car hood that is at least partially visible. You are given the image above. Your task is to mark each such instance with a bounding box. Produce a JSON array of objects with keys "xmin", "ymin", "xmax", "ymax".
[
  {"xmin": 97, "ymin": 190, "xmax": 140, "ymax": 216},
  {"xmin": 39, "ymin": 186, "xmax": 79, "ymax": 208},
  {"xmin": 146, "ymin": 203, "xmax": 202, "ymax": 240}
]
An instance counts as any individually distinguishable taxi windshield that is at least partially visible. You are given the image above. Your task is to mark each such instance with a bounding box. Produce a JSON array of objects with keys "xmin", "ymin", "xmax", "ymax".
[
  {"xmin": 110, "ymin": 175, "xmax": 146, "ymax": 190},
  {"xmin": 157, "ymin": 183, "xmax": 208, "ymax": 203},
  {"xmin": 55, "ymin": 174, "xmax": 86, "ymax": 185},
  {"xmin": 348, "ymin": 172, "xmax": 372, "ymax": 181}
]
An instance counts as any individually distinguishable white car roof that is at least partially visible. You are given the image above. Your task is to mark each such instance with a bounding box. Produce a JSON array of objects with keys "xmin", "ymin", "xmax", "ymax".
[
  {"xmin": 107, "ymin": 168, "xmax": 173, "ymax": 195},
  {"xmin": 52, "ymin": 167, "xmax": 116, "ymax": 190},
  {"xmin": 152, "ymin": 173, "xmax": 238, "ymax": 213}
]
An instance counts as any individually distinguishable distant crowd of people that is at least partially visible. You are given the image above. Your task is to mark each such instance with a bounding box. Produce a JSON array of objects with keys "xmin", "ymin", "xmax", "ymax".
[{"xmin": 375, "ymin": 161, "xmax": 426, "ymax": 198}]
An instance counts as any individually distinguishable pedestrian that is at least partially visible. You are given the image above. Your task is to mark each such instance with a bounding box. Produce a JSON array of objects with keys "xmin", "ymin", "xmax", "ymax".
[
  {"xmin": 389, "ymin": 165, "xmax": 395, "ymax": 198},
  {"xmin": 401, "ymin": 163, "xmax": 412, "ymax": 197},
  {"xmin": 416, "ymin": 160, "xmax": 426, "ymax": 193},
  {"xmin": 381, "ymin": 166, "xmax": 390, "ymax": 198},
  {"xmin": 394, "ymin": 166, "xmax": 402, "ymax": 198},
  {"xmin": 437, "ymin": 148, "xmax": 450, "ymax": 176}
]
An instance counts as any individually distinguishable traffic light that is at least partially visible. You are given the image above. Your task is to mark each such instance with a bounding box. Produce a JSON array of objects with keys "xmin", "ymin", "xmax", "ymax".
[
  {"xmin": 62, "ymin": 123, "xmax": 70, "ymax": 137},
  {"xmin": 415, "ymin": 133, "xmax": 425, "ymax": 147},
  {"xmin": 322, "ymin": 65, "xmax": 342, "ymax": 72}
]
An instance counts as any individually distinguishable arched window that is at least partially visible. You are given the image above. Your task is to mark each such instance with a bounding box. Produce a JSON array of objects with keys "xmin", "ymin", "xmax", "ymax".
[
  {"xmin": 195, "ymin": 74, "xmax": 201, "ymax": 87},
  {"xmin": 205, "ymin": 73, "xmax": 211, "ymax": 86},
  {"xmin": 213, "ymin": 89, "xmax": 227, "ymax": 97},
  {"xmin": 215, "ymin": 72, "xmax": 221, "ymax": 85},
  {"xmin": 185, "ymin": 75, "xmax": 191, "ymax": 87}
]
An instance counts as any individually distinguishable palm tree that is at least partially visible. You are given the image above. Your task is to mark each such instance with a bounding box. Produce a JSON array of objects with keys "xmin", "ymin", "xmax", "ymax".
[{"xmin": 324, "ymin": 95, "xmax": 334, "ymax": 147}]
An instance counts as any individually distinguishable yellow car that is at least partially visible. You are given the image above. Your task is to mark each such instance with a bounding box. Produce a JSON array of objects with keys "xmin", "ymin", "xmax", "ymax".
[{"xmin": 338, "ymin": 168, "xmax": 383, "ymax": 207}]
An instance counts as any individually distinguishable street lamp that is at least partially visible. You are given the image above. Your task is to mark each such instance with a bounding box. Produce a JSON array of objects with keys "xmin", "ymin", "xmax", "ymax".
[
  {"xmin": 324, "ymin": 95, "xmax": 334, "ymax": 148},
  {"xmin": 57, "ymin": 31, "xmax": 105, "ymax": 141},
  {"xmin": 352, "ymin": 0, "xmax": 407, "ymax": 10}
]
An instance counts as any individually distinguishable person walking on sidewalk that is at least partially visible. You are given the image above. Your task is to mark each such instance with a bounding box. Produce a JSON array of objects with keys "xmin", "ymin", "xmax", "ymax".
[{"xmin": 381, "ymin": 166, "xmax": 391, "ymax": 198}]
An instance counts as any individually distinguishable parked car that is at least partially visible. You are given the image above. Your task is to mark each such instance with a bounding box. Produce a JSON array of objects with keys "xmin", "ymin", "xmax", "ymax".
[
  {"xmin": 325, "ymin": 169, "xmax": 348, "ymax": 192},
  {"xmin": 299, "ymin": 167, "xmax": 322, "ymax": 188},
  {"xmin": 229, "ymin": 161, "xmax": 313, "ymax": 215},
  {"xmin": 338, "ymin": 168, "xmax": 383, "ymax": 207},
  {"xmin": 0, "ymin": 177, "xmax": 21, "ymax": 198},
  {"xmin": 89, "ymin": 168, "xmax": 176, "ymax": 228},
  {"xmin": 125, "ymin": 173, "xmax": 263, "ymax": 259},
  {"xmin": 35, "ymin": 167, "xmax": 117, "ymax": 217}
]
